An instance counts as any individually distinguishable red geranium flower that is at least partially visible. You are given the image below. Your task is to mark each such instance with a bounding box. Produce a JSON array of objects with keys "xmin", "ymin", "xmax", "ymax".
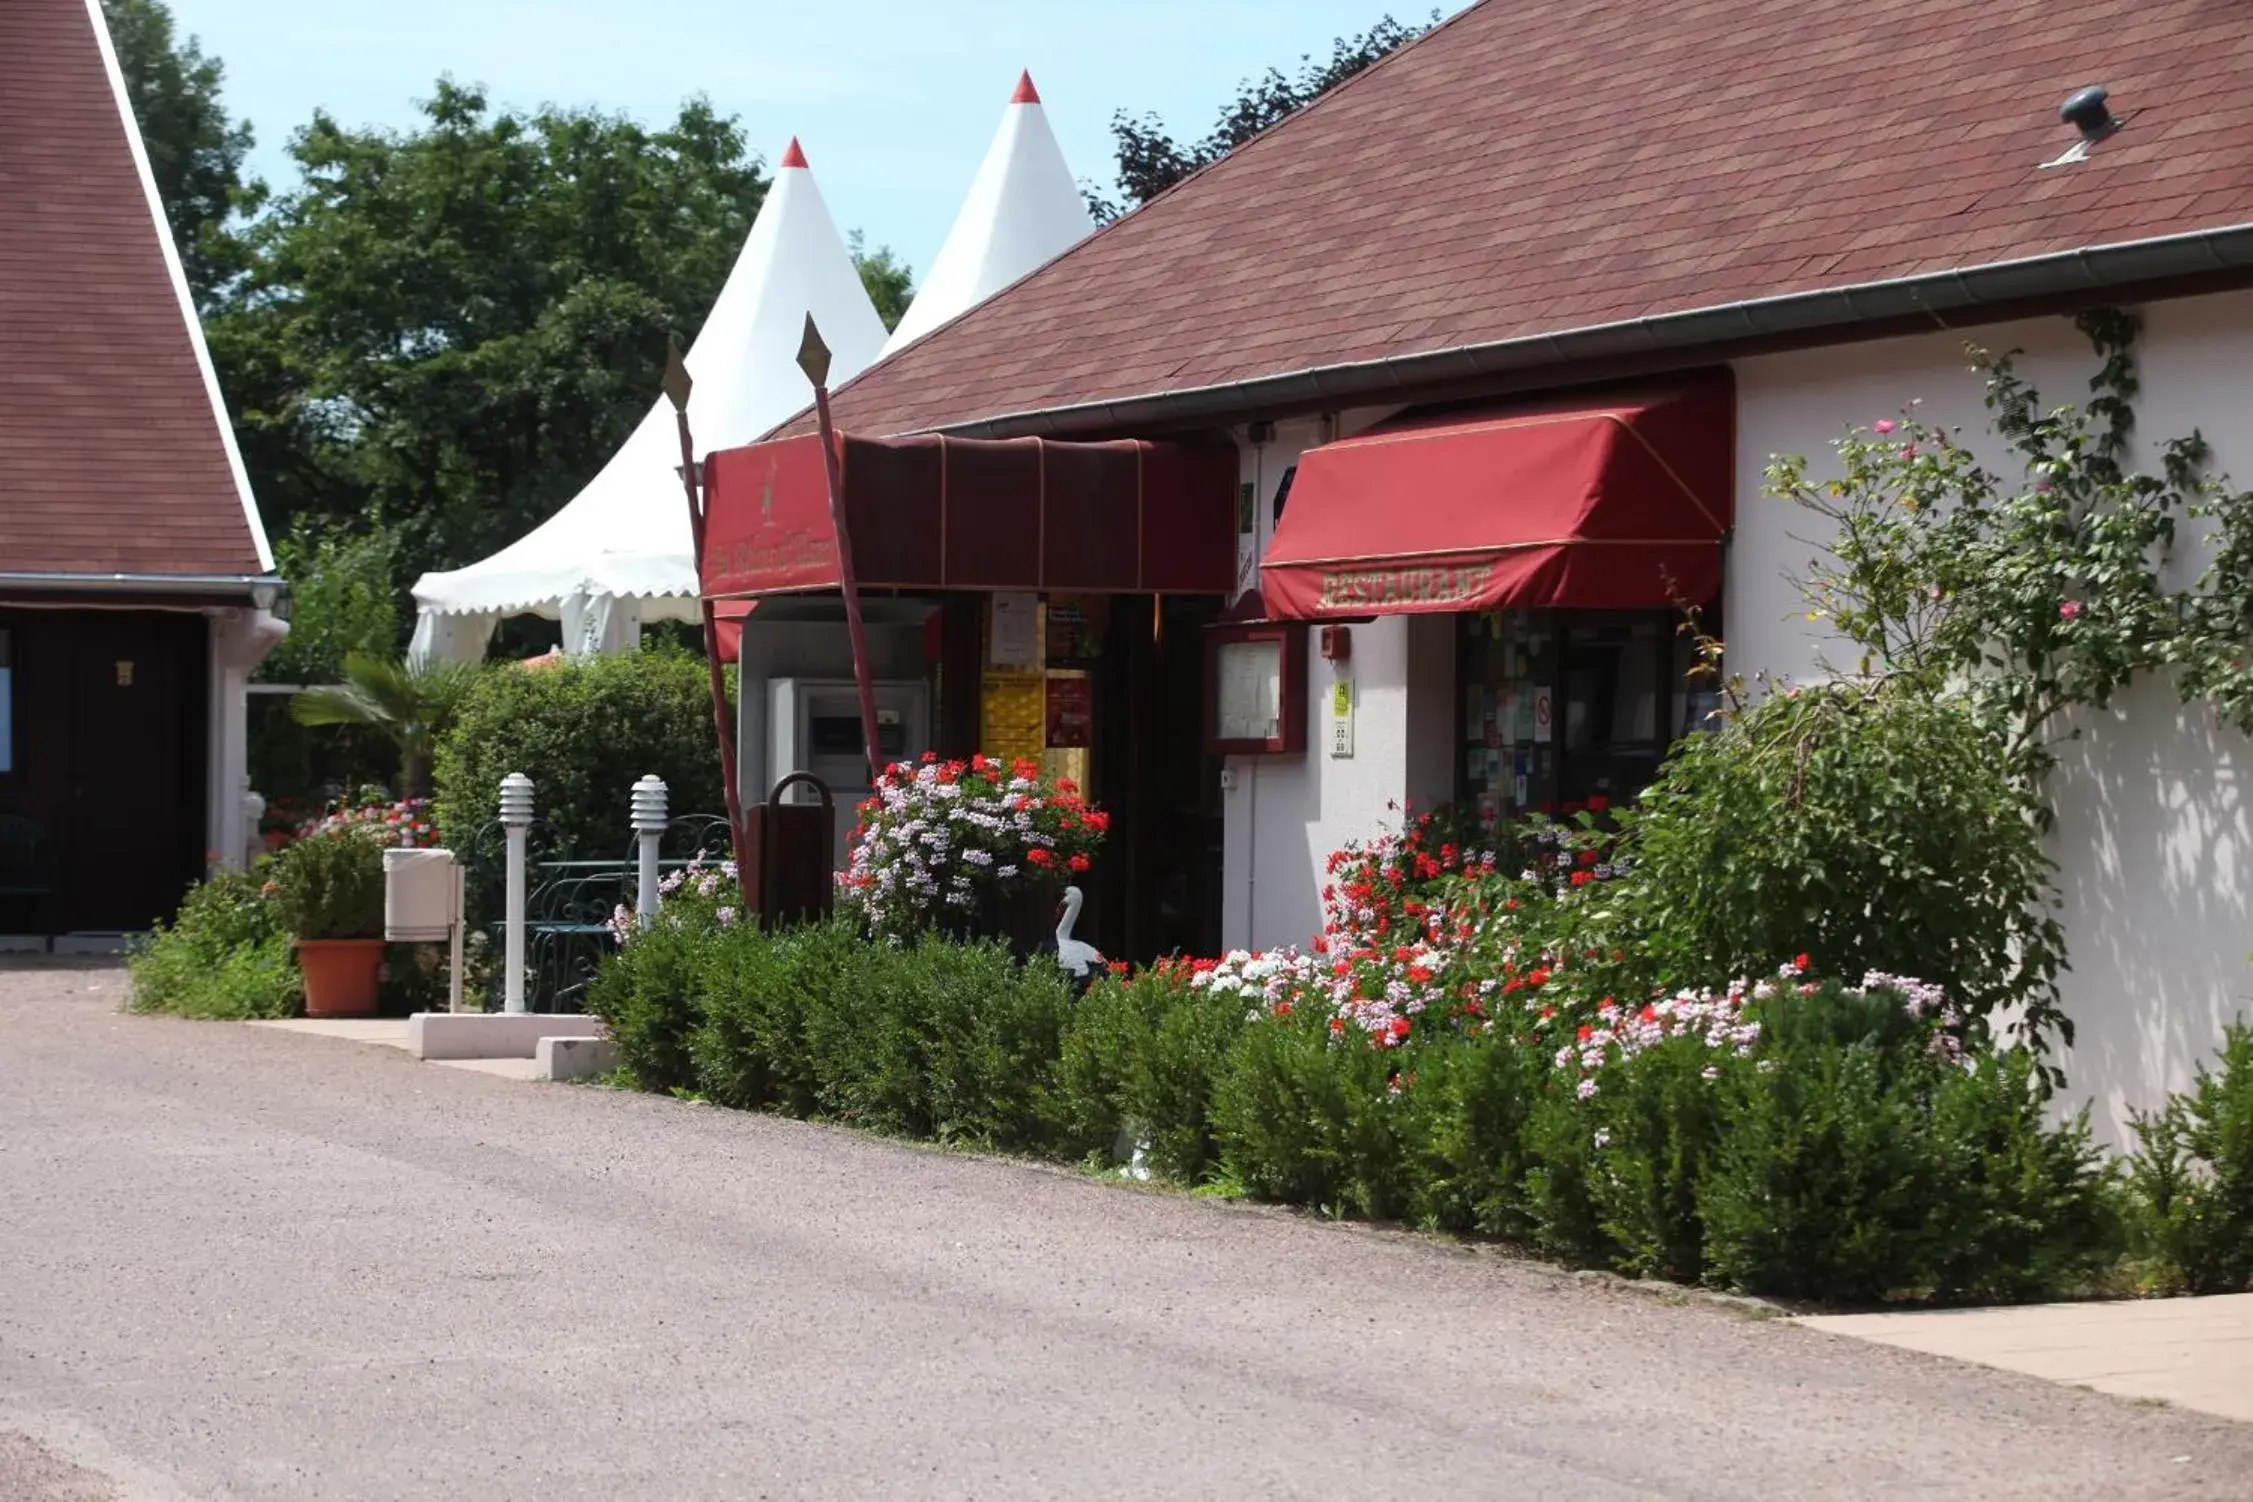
[
  {"xmin": 1026, "ymin": 848, "xmax": 1055, "ymax": 867},
  {"xmin": 1794, "ymin": 952, "xmax": 1812, "ymax": 973},
  {"xmin": 1067, "ymin": 852, "xmax": 1091, "ymax": 873}
]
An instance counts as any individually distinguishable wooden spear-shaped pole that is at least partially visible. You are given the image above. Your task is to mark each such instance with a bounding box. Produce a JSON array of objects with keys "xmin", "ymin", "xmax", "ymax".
[
  {"xmin": 663, "ymin": 335, "xmax": 751, "ymax": 883},
  {"xmin": 797, "ymin": 315, "xmax": 884, "ymax": 783}
]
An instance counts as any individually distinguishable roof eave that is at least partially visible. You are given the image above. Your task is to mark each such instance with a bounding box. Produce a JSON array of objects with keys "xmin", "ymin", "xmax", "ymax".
[
  {"xmin": 933, "ymin": 223, "xmax": 2253, "ymax": 440},
  {"xmin": 0, "ymin": 570, "xmax": 285, "ymax": 604}
]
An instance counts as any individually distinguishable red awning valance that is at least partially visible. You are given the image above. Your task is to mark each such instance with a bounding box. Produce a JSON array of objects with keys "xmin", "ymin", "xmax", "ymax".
[
  {"xmin": 1258, "ymin": 374, "xmax": 1734, "ymax": 619},
  {"xmin": 700, "ymin": 432, "xmax": 1238, "ymax": 602}
]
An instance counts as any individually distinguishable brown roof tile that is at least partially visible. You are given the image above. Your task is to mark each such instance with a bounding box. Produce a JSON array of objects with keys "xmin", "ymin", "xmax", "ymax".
[
  {"xmin": 796, "ymin": 0, "xmax": 2253, "ymax": 440},
  {"xmin": 0, "ymin": 0, "xmax": 267, "ymax": 579}
]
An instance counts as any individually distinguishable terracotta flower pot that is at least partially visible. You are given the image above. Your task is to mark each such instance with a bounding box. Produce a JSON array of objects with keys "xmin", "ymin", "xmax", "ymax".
[{"xmin": 295, "ymin": 938, "xmax": 386, "ymax": 1018}]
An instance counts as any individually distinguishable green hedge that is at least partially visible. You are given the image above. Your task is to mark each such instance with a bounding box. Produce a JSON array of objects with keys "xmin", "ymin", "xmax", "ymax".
[
  {"xmin": 432, "ymin": 648, "xmax": 726, "ymax": 921},
  {"xmin": 587, "ymin": 914, "xmax": 2153, "ymax": 1306}
]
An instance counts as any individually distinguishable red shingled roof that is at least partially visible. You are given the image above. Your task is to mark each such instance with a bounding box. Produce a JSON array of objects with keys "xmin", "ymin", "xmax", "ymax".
[
  {"xmin": 0, "ymin": 0, "xmax": 268, "ymax": 579},
  {"xmin": 798, "ymin": 0, "xmax": 2253, "ymax": 440}
]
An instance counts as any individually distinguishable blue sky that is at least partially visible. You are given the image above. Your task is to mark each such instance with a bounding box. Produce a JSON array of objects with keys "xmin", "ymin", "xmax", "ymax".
[{"xmin": 169, "ymin": 0, "xmax": 1462, "ymax": 281}]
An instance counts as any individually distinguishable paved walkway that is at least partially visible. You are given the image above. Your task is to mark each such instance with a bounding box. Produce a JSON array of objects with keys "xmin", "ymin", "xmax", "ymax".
[
  {"xmin": 1801, "ymin": 1297, "xmax": 2253, "ymax": 1424},
  {"xmin": 6, "ymin": 963, "xmax": 2252, "ymax": 1499},
  {"xmin": 248, "ymin": 1015, "xmax": 544, "ymax": 1079}
]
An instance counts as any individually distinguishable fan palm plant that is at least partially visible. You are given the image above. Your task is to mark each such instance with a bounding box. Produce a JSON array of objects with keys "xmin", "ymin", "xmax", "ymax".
[{"xmin": 290, "ymin": 654, "xmax": 479, "ymax": 798}]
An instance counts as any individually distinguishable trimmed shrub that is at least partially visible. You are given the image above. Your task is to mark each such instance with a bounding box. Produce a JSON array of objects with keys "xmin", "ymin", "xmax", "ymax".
[
  {"xmin": 432, "ymin": 648, "xmax": 725, "ymax": 921},
  {"xmin": 1212, "ymin": 1002, "xmax": 1417, "ymax": 1218},
  {"xmin": 1623, "ymin": 680, "xmax": 2065, "ymax": 1041},
  {"xmin": 1399, "ymin": 1023, "xmax": 1545, "ymax": 1238},
  {"xmin": 1697, "ymin": 984, "xmax": 2117, "ymax": 1303},
  {"xmin": 1055, "ymin": 964, "xmax": 1253, "ymax": 1181},
  {"xmin": 128, "ymin": 869, "xmax": 302, "ymax": 1020},
  {"xmin": 2129, "ymin": 1024, "xmax": 2253, "ymax": 1294},
  {"xmin": 590, "ymin": 908, "xmax": 1078, "ymax": 1153}
]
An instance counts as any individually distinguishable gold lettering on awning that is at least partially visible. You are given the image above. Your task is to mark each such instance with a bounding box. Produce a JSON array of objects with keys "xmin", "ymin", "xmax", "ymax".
[{"xmin": 1315, "ymin": 563, "xmax": 1493, "ymax": 611}]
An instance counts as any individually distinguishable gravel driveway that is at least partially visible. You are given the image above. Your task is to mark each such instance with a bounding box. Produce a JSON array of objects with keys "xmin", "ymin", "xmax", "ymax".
[{"xmin": 2, "ymin": 962, "xmax": 2247, "ymax": 1500}]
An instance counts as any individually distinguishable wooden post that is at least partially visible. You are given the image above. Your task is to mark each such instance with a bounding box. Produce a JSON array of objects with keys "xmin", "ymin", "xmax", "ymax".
[
  {"xmin": 798, "ymin": 316, "xmax": 884, "ymax": 783},
  {"xmin": 662, "ymin": 337, "xmax": 751, "ymax": 886}
]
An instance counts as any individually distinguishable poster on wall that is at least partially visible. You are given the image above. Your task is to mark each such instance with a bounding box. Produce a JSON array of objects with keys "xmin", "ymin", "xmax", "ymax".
[
  {"xmin": 1045, "ymin": 676, "xmax": 1093, "ymax": 748},
  {"xmin": 990, "ymin": 592, "xmax": 1039, "ymax": 668},
  {"xmin": 1046, "ymin": 601, "xmax": 1101, "ymax": 668}
]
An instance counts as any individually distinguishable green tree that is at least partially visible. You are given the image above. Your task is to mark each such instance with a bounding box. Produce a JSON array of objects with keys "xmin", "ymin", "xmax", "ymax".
[
  {"xmin": 207, "ymin": 81, "xmax": 771, "ymax": 579},
  {"xmin": 100, "ymin": 0, "xmax": 261, "ymax": 308},
  {"xmin": 1086, "ymin": 13, "xmax": 1437, "ymax": 220},
  {"xmin": 851, "ymin": 231, "xmax": 915, "ymax": 332},
  {"xmin": 258, "ymin": 515, "xmax": 403, "ymax": 684}
]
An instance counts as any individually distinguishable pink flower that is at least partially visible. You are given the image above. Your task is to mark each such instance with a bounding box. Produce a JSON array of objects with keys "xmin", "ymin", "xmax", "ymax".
[
  {"xmin": 1872, "ymin": 419, "xmax": 1898, "ymax": 435},
  {"xmin": 2059, "ymin": 600, "xmax": 2082, "ymax": 620}
]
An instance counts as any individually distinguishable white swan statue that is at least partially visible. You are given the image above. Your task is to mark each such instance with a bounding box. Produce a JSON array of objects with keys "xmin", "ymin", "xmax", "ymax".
[{"xmin": 1055, "ymin": 885, "xmax": 1104, "ymax": 979}]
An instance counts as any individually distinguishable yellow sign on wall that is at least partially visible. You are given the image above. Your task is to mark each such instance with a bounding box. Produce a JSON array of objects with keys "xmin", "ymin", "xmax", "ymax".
[{"xmin": 981, "ymin": 673, "xmax": 1045, "ymax": 767}]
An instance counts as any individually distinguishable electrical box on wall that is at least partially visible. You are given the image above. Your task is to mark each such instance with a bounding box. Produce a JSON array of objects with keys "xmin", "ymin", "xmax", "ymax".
[{"xmin": 768, "ymin": 678, "xmax": 931, "ymax": 868}]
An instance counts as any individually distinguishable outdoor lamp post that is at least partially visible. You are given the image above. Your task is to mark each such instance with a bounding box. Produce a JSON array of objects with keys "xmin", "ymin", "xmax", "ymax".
[
  {"xmin": 499, "ymin": 772, "xmax": 534, "ymax": 1013},
  {"xmin": 631, "ymin": 774, "xmax": 668, "ymax": 930}
]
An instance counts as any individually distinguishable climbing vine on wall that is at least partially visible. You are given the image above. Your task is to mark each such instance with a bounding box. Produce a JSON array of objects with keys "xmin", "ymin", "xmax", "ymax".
[{"xmin": 1767, "ymin": 308, "xmax": 2253, "ymax": 818}]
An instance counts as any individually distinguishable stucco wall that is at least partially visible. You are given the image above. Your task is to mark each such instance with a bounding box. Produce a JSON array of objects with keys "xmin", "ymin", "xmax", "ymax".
[
  {"xmin": 1222, "ymin": 410, "xmax": 1446, "ymax": 952},
  {"xmin": 1729, "ymin": 289, "xmax": 2253, "ymax": 1139}
]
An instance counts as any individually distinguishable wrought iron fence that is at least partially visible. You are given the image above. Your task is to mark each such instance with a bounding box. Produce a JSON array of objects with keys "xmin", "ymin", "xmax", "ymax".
[{"xmin": 460, "ymin": 813, "xmax": 734, "ymax": 1013}]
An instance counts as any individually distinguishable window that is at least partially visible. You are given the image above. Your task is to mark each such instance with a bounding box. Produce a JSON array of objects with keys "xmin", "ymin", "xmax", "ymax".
[
  {"xmin": 1456, "ymin": 611, "xmax": 1716, "ymax": 822},
  {"xmin": 0, "ymin": 627, "xmax": 13, "ymax": 774}
]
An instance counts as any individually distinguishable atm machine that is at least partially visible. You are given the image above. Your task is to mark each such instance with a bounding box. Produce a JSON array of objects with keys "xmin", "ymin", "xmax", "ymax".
[{"xmin": 767, "ymin": 678, "xmax": 932, "ymax": 868}]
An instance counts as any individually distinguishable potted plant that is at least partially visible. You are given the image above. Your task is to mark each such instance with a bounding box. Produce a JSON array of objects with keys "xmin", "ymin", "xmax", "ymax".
[{"xmin": 269, "ymin": 824, "xmax": 388, "ymax": 1016}]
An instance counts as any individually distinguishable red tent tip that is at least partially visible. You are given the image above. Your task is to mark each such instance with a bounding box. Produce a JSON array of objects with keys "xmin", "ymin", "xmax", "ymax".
[
  {"xmin": 780, "ymin": 137, "xmax": 808, "ymax": 169},
  {"xmin": 1011, "ymin": 70, "xmax": 1041, "ymax": 105}
]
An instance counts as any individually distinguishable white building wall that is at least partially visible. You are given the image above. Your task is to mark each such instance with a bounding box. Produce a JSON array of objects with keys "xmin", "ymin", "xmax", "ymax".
[
  {"xmin": 208, "ymin": 606, "xmax": 287, "ymax": 871},
  {"xmin": 1222, "ymin": 409, "xmax": 1444, "ymax": 953},
  {"xmin": 1729, "ymin": 289, "xmax": 2253, "ymax": 1140}
]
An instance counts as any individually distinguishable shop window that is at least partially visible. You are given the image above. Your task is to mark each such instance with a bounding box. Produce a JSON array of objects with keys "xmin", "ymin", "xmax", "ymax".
[
  {"xmin": 0, "ymin": 627, "xmax": 12, "ymax": 774},
  {"xmin": 1456, "ymin": 611, "xmax": 1716, "ymax": 824}
]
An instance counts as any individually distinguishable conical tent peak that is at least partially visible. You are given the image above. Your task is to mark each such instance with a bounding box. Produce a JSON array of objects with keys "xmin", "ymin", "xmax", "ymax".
[
  {"xmin": 1011, "ymin": 71, "xmax": 1041, "ymax": 105},
  {"xmin": 780, "ymin": 137, "xmax": 808, "ymax": 170}
]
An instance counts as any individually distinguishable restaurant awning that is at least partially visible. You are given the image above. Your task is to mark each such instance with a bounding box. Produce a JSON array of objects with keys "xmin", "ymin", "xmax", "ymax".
[
  {"xmin": 1258, "ymin": 374, "xmax": 1734, "ymax": 619},
  {"xmin": 700, "ymin": 431, "xmax": 1238, "ymax": 601}
]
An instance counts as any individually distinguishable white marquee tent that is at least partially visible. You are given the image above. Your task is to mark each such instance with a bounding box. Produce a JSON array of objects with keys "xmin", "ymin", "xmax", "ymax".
[
  {"xmin": 879, "ymin": 72, "xmax": 1094, "ymax": 358},
  {"xmin": 409, "ymin": 140, "xmax": 889, "ymax": 663}
]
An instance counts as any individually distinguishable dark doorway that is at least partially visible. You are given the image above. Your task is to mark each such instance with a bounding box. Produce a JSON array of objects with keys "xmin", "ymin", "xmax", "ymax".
[
  {"xmin": 0, "ymin": 609, "xmax": 208, "ymax": 934},
  {"xmin": 1090, "ymin": 595, "xmax": 1224, "ymax": 965}
]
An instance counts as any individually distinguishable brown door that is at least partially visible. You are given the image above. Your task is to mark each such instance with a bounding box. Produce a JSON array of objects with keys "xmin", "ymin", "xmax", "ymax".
[{"xmin": 0, "ymin": 610, "xmax": 209, "ymax": 933}]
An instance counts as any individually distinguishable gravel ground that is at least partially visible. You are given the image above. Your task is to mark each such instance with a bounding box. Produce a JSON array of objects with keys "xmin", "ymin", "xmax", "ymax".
[{"xmin": 2, "ymin": 961, "xmax": 2248, "ymax": 1501}]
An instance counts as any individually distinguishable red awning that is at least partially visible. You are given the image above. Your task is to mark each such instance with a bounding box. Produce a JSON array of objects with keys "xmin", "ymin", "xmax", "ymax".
[
  {"xmin": 710, "ymin": 598, "xmax": 755, "ymax": 664},
  {"xmin": 700, "ymin": 432, "xmax": 1238, "ymax": 601},
  {"xmin": 1259, "ymin": 375, "xmax": 1734, "ymax": 619}
]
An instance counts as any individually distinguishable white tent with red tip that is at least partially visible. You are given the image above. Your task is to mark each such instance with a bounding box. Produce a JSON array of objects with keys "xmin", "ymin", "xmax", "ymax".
[
  {"xmin": 409, "ymin": 139, "xmax": 889, "ymax": 663},
  {"xmin": 878, "ymin": 71, "xmax": 1094, "ymax": 359}
]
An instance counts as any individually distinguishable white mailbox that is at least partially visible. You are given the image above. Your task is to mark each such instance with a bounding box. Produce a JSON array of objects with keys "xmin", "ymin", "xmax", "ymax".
[
  {"xmin": 384, "ymin": 847, "xmax": 458, "ymax": 940},
  {"xmin": 383, "ymin": 847, "xmax": 468, "ymax": 1011}
]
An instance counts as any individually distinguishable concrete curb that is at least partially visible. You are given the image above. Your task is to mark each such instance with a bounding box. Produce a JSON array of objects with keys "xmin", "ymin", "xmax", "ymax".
[
  {"xmin": 536, "ymin": 1035, "xmax": 619, "ymax": 1081},
  {"xmin": 406, "ymin": 1012, "xmax": 606, "ymax": 1060}
]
